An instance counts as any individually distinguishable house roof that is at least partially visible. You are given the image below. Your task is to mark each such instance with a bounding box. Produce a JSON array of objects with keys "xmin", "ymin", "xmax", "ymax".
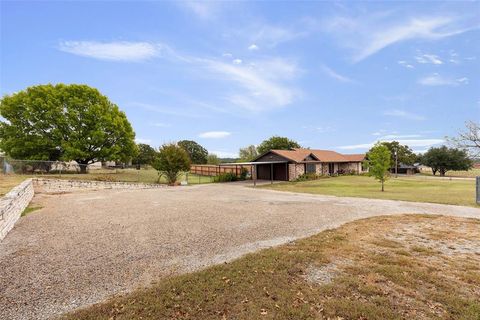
[
  {"xmin": 342, "ymin": 154, "xmax": 365, "ymax": 162},
  {"xmin": 258, "ymin": 148, "xmax": 365, "ymax": 163}
]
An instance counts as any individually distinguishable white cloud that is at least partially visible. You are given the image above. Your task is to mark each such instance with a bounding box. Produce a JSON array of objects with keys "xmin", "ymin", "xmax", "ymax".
[
  {"xmin": 222, "ymin": 53, "xmax": 233, "ymax": 58},
  {"xmin": 136, "ymin": 138, "xmax": 152, "ymax": 144},
  {"xmin": 58, "ymin": 41, "xmax": 160, "ymax": 61},
  {"xmin": 198, "ymin": 131, "xmax": 231, "ymax": 138},
  {"xmin": 338, "ymin": 138, "xmax": 443, "ymax": 150},
  {"xmin": 320, "ymin": 65, "xmax": 355, "ymax": 83},
  {"xmin": 398, "ymin": 60, "xmax": 415, "ymax": 69},
  {"xmin": 178, "ymin": 1, "xmax": 221, "ymax": 19},
  {"xmin": 232, "ymin": 59, "xmax": 242, "ymax": 65},
  {"xmin": 418, "ymin": 73, "xmax": 468, "ymax": 86},
  {"xmin": 415, "ymin": 53, "xmax": 443, "ymax": 64},
  {"xmin": 205, "ymin": 57, "xmax": 299, "ymax": 111},
  {"xmin": 248, "ymin": 44, "xmax": 259, "ymax": 50},
  {"xmin": 151, "ymin": 122, "xmax": 171, "ymax": 128},
  {"xmin": 325, "ymin": 14, "xmax": 475, "ymax": 62},
  {"xmin": 384, "ymin": 109, "xmax": 425, "ymax": 121},
  {"xmin": 208, "ymin": 150, "xmax": 238, "ymax": 158},
  {"xmin": 251, "ymin": 25, "xmax": 306, "ymax": 48}
]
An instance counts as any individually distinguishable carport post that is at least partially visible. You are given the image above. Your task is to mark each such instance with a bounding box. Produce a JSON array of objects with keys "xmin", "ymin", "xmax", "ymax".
[
  {"xmin": 270, "ymin": 163, "xmax": 273, "ymax": 184},
  {"xmin": 253, "ymin": 164, "xmax": 256, "ymax": 187}
]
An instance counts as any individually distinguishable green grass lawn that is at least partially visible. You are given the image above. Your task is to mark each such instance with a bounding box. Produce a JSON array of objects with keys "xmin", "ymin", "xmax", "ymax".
[
  {"xmin": 62, "ymin": 215, "xmax": 480, "ymax": 320},
  {"xmin": 262, "ymin": 175, "xmax": 478, "ymax": 207},
  {"xmin": 0, "ymin": 168, "xmax": 213, "ymax": 196}
]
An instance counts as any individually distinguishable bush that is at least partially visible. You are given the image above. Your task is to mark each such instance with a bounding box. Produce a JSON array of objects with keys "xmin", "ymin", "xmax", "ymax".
[
  {"xmin": 214, "ymin": 172, "xmax": 238, "ymax": 182},
  {"xmin": 240, "ymin": 167, "xmax": 249, "ymax": 180},
  {"xmin": 295, "ymin": 172, "xmax": 319, "ymax": 181}
]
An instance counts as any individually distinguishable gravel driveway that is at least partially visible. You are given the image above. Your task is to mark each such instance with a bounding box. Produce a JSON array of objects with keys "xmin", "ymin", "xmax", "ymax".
[{"xmin": 1, "ymin": 182, "xmax": 479, "ymax": 319}]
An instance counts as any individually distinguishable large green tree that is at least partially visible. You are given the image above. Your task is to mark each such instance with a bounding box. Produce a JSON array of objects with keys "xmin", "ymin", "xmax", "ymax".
[
  {"xmin": 207, "ymin": 153, "xmax": 220, "ymax": 165},
  {"xmin": 380, "ymin": 141, "xmax": 417, "ymax": 166},
  {"xmin": 257, "ymin": 136, "xmax": 301, "ymax": 155},
  {"xmin": 153, "ymin": 143, "xmax": 191, "ymax": 185},
  {"xmin": 178, "ymin": 140, "xmax": 208, "ymax": 164},
  {"xmin": 0, "ymin": 84, "xmax": 136, "ymax": 173},
  {"xmin": 420, "ymin": 146, "xmax": 473, "ymax": 176},
  {"xmin": 365, "ymin": 143, "xmax": 391, "ymax": 192},
  {"xmin": 133, "ymin": 143, "xmax": 157, "ymax": 166},
  {"xmin": 239, "ymin": 145, "xmax": 258, "ymax": 161}
]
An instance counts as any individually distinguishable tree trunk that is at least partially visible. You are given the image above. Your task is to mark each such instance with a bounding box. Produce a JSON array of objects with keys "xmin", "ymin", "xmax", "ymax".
[
  {"xmin": 440, "ymin": 169, "xmax": 446, "ymax": 177},
  {"xmin": 77, "ymin": 160, "xmax": 89, "ymax": 174},
  {"xmin": 381, "ymin": 179, "xmax": 384, "ymax": 192},
  {"xmin": 432, "ymin": 168, "xmax": 437, "ymax": 175}
]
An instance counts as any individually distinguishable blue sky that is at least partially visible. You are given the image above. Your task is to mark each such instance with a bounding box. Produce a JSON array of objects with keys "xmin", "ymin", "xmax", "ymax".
[{"xmin": 1, "ymin": 1, "xmax": 479, "ymax": 157}]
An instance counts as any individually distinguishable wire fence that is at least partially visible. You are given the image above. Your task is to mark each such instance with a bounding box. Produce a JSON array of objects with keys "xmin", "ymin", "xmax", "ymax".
[{"xmin": 0, "ymin": 157, "xmax": 214, "ymax": 185}]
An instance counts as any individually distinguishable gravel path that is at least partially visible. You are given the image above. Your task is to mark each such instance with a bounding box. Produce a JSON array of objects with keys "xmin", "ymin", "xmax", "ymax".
[{"xmin": 1, "ymin": 182, "xmax": 479, "ymax": 319}]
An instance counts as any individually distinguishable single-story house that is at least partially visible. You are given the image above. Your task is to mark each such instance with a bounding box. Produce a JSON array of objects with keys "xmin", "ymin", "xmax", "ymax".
[
  {"xmin": 251, "ymin": 148, "xmax": 366, "ymax": 181},
  {"xmin": 390, "ymin": 163, "xmax": 420, "ymax": 175}
]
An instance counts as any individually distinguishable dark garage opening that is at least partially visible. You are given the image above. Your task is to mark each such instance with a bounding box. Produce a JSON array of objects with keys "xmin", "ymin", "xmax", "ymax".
[{"xmin": 256, "ymin": 163, "xmax": 288, "ymax": 181}]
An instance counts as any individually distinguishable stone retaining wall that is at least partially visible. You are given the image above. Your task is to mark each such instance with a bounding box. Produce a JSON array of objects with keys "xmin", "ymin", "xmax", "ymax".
[
  {"xmin": 0, "ymin": 178, "xmax": 165, "ymax": 241},
  {"xmin": 0, "ymin": 179, "xmax": 34, "ymax": 240},
  {"xmin": 32, "ymin": 178, "xmax": 165, "ymax": 193}
]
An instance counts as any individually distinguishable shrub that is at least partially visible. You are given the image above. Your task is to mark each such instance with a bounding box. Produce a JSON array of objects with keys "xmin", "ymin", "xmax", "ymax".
[
  {"xmin": 295, "ymin": 172, "xmax": 319, "ymax": 181},
  {"xmin": 214, "ymin": 172, "xmax": 238, "ymax": 182},
  {"xmin": 153, "ymin": 144, "xmax": 191, "ymax": 185},
  {"xmin": 240, "ymin": 167, "xmax": 249, "ymax": 180}
]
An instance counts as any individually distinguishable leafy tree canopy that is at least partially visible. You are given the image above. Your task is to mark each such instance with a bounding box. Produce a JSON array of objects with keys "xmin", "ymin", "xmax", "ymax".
[
  {"xmin": 239, "ymin": 145, "xmax": 258, "ymax": 162},
  {"xmin": 207, "ymin": 154, "xmax": 220, "ymax": 165},
  {"xmin": 178, "ymin": 140, "xmax": 208, "ymax": 164},
  {"xmin": 152, "ymin": 143, "xmax": 191, "ymax": 184},
  {"xmin": 133, "ymin": 143, "xmax": 157, "ymax": 166},
  {"xmin": 380, "ymin": 141, "xmax": 417, "ymax": 166},
  {"xmin": 420, "ymin": 146, "xmax": 472, "ymax": 176},
  {"xmin": 0, "ymin": 84, "xmax": 136, "ymax": 173},
  {"xmin": 257, "ymin": 136, "xmax": 301, "ymax": 155},
  {"xmin": 365, "ymin": 143, "xmax": 391, "ymax": 191}
]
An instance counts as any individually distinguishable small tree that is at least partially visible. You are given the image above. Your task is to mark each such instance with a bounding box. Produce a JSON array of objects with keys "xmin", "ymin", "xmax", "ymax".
[
  {"xmin": 380, "ymin": 141, "xmax": 416, "ymax": 166},
  {"xmin": 421, "ymin": 146, "xmax": 473, "ymax": 176},
  {"xmin": 449, "ymin": 121, "xmax": 480, "ymax": 158},
  {"xmin": 257, "ymin": 136, "xmax": 301, "ymax": 154},
  {"xmin": 133, "ymin": 143, "xmax": 157, "ymax": 166},
  {"xmin": 152, "ymin": 144, "xmax": 191, "ymax": 185},
  {"xmin": 365, "ymin": 143, "xmax": 391, "ymax": 191},
  {"xmin": 239, "ymin": 145, "xmax": 258, "ymax": 161},
  {"xmin": 178, "ymin": 140, "xmax": 208, "ymax": 164},
  {"xmin": 207, "ymin": 154, "xmax": 220, "ymax": 165}
]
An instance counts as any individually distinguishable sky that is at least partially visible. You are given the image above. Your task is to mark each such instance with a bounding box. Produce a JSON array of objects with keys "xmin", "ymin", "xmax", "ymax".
[{"xmin": 1, "ymin": 1, "xmax": 479, "ymax": 158}]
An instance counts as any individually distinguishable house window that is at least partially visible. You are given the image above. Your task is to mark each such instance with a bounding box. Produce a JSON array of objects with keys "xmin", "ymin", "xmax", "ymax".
[{"xmin": 306, "ymin": 163, "xmax": 316, "ymax": 173}]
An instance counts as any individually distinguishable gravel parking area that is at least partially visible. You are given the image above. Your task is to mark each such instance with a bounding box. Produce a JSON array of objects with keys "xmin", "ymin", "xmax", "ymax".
[{"xmin": 1, "ymin": 182, "xmax": 479, "ymax": 319}]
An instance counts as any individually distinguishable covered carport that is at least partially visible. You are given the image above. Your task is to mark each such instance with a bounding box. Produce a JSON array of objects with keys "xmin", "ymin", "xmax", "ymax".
[{"xmin": 219, "ymin": 161, "xmax": 289, "ymax": 186}]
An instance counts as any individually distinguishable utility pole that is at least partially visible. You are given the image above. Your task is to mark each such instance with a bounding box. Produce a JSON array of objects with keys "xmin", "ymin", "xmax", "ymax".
[{"xmin": 395, "ymin": 148, "xmax": 398, "ymax": 178}]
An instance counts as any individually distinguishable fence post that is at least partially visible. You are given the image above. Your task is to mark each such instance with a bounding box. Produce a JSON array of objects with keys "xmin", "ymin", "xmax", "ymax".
[{"xmin": 476, "ymin": 176, "xmax": 480, "ymax": 205}]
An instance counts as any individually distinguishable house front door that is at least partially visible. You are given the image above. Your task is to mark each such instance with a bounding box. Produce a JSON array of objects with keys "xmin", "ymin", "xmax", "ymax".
[{"xmin": 328, "ymin": 163, "xmax": 335, "ymax": 175}]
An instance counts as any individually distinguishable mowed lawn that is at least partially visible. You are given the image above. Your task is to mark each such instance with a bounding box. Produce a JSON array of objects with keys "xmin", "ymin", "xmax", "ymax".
[
  {"xmin": 63, "ymin": 215, "xmax": 480, "ymax": 320},
  {"xmin": 262, "ymin": 175, "xmax": 478, "ymax": 207}
]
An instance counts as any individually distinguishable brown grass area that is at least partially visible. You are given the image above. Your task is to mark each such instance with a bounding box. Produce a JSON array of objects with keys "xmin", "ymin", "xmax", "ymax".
[{"xmin": 62, "ymin": 215, "xmax": 480, "ymax": 320}]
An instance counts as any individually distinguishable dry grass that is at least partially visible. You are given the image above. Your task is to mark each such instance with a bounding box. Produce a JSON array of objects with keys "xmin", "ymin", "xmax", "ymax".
[
  {"xmin": 62, "ymin": 215, "xmax": 480, "ymax": 320},
  {"xmin": 420, "ymin": 168, "xmax": 480, "ymax": 178},
  {"xmin": 262, "ymin": 175, "xmax": 478, "ymax": 207}
]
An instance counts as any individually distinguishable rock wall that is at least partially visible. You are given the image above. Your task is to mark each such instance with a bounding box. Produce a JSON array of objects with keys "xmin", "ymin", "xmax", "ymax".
[
  {"xmin": 0, "ymin": 178, "xmax": 165, "ymax": 241},
  {"xmin": 0, "ymin": 179, "xmax": 34, "ymax": 240},
  {"xmin": 32, "ymin": 178, "xmax": 165, "ymax": 193}
]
